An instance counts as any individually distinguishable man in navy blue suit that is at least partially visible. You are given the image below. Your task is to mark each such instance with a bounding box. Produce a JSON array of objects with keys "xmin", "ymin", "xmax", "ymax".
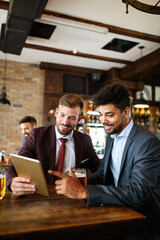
[{"xmin": 51, "ymin": 84, "xmax": 160, "ymax": 233}]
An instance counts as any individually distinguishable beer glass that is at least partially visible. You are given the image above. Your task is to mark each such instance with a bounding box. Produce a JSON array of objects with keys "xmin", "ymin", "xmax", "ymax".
[
  {"xmin": 0, "ymin": 168, "xmax": 6, "ymax": 199},
  {"xmin": 72, "ymin": 168, "xmax": 87, "ymax": 186}
]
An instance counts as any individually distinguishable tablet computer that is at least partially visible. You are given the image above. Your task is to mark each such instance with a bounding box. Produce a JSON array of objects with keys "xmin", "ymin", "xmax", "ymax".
[{"xmin": 10, "ymin": 154, "xmax": 49, "ymax": 197}]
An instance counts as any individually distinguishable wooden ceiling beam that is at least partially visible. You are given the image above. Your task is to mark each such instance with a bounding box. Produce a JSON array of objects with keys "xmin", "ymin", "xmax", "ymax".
[
  {"xmin": 0, "ymin": 1, "xmax": 160, "ymax": 43},
  {"xmin": 24, "ymin": 43, "xmax": 132, "ymax": 65},
  {"xmin": 0, "ymin": 0, "xmax": 8, "ymax": 10},
  {"xmin": 43, "ymin": 10, "xmax": 160, "ymax": 43},
  {"xmin": 1, "ymin": 0, "xmax": 160, "ymax": 85},
  {"xmin": 40, "ymin": 62, "xmax": 107, "ymax": 75}
]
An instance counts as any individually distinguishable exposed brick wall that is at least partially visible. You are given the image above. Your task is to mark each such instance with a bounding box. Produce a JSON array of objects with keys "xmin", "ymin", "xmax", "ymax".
[{"xmin": 0, "ymin": 60, "xmax": 44, "ymax": 154}]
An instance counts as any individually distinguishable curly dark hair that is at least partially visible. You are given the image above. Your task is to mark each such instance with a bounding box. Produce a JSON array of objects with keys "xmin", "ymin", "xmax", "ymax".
[{"xmin": 92, "ymin": 84, "xmax": 130, "ymax": 111}]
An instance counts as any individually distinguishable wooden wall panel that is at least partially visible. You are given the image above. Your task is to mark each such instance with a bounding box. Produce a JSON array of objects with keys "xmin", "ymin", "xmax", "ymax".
[{"xmin": 45, "ymin": 70, "xmax": 63, "ymax": 94}]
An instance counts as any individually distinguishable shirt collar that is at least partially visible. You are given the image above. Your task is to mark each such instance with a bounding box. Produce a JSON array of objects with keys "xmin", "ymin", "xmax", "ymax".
[
  {"xmin": 55, "ymin": 125, "xmax": 73, "ymax": 141},
  {"xmin": 111, "ymin": 119, "xmax": 133, "ymax": 140}
]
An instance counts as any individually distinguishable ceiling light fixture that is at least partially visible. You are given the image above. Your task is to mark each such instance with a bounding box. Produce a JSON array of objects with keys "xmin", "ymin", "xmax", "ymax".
[
  {"xmin": 134, "ymin": 46, "xmax": 149, "ymax": 109},
  {"xmin": 0, "ymin": 55, "xmax": 11, "ymax": 106},
  {"xmin": 39, "ymin": 15, "xmax": 108, "ymax": 34}
]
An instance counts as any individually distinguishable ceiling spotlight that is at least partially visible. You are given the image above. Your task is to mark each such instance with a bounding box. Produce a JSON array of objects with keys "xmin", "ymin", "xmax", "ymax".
[{"xmin": 73, "ymin": 49, "xmax": 77, "ymax": 54}]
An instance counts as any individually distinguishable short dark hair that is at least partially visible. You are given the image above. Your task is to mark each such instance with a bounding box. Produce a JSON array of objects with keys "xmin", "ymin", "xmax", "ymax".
[
  {"xmin": 58, "ymin": 94, "xmax": 84, "ymax": 113},
  {"xmin": 92, "ymin": 84, "xmax": 130, "ymax": 111},
  {"xmin": 19, "ymin": 116, "xmax": 37, "ymax": 127}
]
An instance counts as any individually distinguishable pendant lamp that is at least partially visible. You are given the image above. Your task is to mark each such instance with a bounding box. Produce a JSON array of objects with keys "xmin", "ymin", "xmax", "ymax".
[
  {"xmin": 0, "ymin": 55, "xmax": 11, "ymax": 106},
  {"xmin": 134, "ymin": 46, "xmax": 149, "ymax": 109}
]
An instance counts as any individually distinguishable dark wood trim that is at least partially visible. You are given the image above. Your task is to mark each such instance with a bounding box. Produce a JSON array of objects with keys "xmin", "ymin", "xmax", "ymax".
[
  {"xmin": 0, "ymin": 1, "xmax": 159, "ymax": 43},
  {"xmin": 43, "ymin": 10, "xmax": 160, "ymax": 43},
  {"xmin": 40, "ymin": 62, "xmax": 107, "ymax": 74},
  {"xmin": 85, "ymin": 75, "xmax": 89, "ymax": 95},
  {"xmin": 0, "ymin": 0, "xmax": 8, "ymax": 10},
  {"xmin": 24, "ymin": 43, "xmax": 132, "ymax": 65}
]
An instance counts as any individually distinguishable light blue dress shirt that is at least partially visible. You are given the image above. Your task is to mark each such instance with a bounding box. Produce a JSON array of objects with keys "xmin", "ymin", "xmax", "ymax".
[
  {"xmin": 22, "ymin": 138, "xmax": 26, "ymax": 146},
  {"xmin": 110, "ymin": 119, "xmax": 133, "ymax": 186}
]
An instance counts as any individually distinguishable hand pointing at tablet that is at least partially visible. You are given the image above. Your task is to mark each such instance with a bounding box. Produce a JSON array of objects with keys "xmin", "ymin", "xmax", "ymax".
[{"xmin": 48, "ymin": 167, "xmax": 88, "ymax": 200}]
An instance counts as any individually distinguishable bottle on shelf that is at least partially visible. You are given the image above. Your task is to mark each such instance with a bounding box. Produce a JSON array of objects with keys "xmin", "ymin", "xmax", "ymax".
[
  {"xmin": 88, "ymin": 100, "xmax": 94, "ymax": 111},
  {"xmin": 77, "ymin": 99, "xmax": 106, "ymax": 159},
  {"xmin": 87, "ymin": 115, "xmax": 92, "ymax": 123}
]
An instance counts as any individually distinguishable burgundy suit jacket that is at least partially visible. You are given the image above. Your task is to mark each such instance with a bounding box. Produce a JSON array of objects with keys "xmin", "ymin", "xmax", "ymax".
[{"xmin": 6, "ymin": 125, "xmax": 100, "ymax": 187}]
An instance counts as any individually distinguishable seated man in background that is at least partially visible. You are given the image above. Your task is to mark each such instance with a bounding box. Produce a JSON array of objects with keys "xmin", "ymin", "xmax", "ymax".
[
  {"xmin": 49, "ymin": 84, "xmax": 160, "ymax": 234},
  {"xmin": 1, "ymin": 116, "xmax": 37, "ymax": 164},
  {"xmin": 19, "ymin": 116, "xmax": 37, "ymax": 146},
  {"xmin": 6, "ymin": 94, "xmax": 100, "ymax": 196}
]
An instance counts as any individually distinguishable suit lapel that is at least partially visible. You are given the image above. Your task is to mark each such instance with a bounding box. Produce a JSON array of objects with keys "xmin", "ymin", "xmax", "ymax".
[
  {"xmin": 44, "ymin": 125, "xmax": 57, "ymax": 184},
  {"xmin": 73, "ymin": 130, "xmax": 82, "ymax": 167},
  {"xmin": 103, "ymin": 136, "xmax": 114, "ymax": 183},
  {"xmin": 48, "ymin": 125, "xmax": 56, "ymax": 170}
]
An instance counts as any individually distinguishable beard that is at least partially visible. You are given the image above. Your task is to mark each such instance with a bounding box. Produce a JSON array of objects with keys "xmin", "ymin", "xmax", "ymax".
[
  {"xmin": 104, "ymin": 116, "xmax": 125, "ymax": 135},
  {"xmin": 24, "ymin": 133, "xmax": 29, "ymax": 139},
  {"xmin": 105, "ymin": 123, "xmax": 124, "ymax": 135},
  {"xmin": 56, "ymin": 123, "xmax": 74, "ymax": 136}
]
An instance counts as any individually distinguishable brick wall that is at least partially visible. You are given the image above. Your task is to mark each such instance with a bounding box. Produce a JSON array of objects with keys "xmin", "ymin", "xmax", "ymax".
[{"xmin": 0, "ymin": 60, "xmax": 44, "ymax": 154}]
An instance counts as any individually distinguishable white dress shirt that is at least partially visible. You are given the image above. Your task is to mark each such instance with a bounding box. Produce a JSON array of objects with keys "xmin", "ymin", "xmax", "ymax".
[
  {"xmin": 55, "ymin": 126, "xmax": 75, "ymax": 173},
  {"xmin": 110, "ymin": 119, "xmax": 133, "ymax": 186}
]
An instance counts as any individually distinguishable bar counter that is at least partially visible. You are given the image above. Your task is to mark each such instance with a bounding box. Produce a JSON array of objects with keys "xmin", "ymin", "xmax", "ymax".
[{"xmin": 0, "ymin": 186, "xmax": 146, "ymax": 240}]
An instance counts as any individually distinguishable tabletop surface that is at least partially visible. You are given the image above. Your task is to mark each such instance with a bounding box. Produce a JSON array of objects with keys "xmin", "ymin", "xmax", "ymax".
[{"xmin": 0, "ymin": 186, "xmax": 146, "ymax": 240}]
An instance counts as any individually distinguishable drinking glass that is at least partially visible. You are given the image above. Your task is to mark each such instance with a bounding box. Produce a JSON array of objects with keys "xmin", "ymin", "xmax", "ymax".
[
  {"xmin": 72, "ymin": 168, "xmax": 87, "ymax": 186},
  {"xmin": 0, "ymin": 168, "xmax": 6, "ymax": 199}
]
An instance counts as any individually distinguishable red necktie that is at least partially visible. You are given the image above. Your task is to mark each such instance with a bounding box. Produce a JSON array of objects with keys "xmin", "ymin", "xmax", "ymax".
[{"xmin": 56, "ymin": 138, "xmax": 67, "ymax": 172}]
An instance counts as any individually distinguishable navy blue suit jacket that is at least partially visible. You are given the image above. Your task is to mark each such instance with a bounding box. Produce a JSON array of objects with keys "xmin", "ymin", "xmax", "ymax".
[{"xmin": 87, "ymin": 123, "xmax": 160, "ymax": 231}]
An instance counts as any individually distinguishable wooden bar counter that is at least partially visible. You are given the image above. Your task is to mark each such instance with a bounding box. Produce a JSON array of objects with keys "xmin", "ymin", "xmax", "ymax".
[{"xmin": 0, "ymin": 186, "xmax": 146, "ymax": 240}]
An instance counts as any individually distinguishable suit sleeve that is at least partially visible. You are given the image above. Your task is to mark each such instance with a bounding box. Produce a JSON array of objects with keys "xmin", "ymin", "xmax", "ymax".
[
  {"xmin": 18, "ymin": 129, "xmax": 37, "ymax": 158},
  {"xmin": 6, "ymin": 163, "xmax": 17, "ymax": 189},
  {"xmin": 86, "ymin": 135, "xmax": 160, "ymax": 209},
  {"xmin": 6, "ymin": 129, "xmax": 36, "ymax": 189}
]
